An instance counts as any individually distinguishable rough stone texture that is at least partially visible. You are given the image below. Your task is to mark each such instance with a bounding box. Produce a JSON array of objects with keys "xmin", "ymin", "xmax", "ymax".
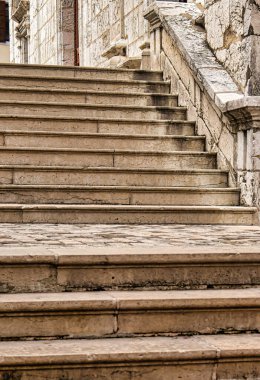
[
  {"xmin": 144, "ymin": 1, "xmax": 260, "ymax": 220},
  {"xmin": 78, "ymin": 0, "xmax": 148, "ymax": 67},
  {"xmin": 204, "ymin": 0, "xmax": 260, "ymax": 96},
  {"xmin": 0, "ymin": 224, "xmax": 259, "ymax": 247}
]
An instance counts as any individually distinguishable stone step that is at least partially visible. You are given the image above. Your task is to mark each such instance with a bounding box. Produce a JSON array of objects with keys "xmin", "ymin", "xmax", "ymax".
[
  {"xmin": 0, "ymin": 186, "xmax": 240, "ymax": 206},
  {"xmin": 0, "ymin": 115, "xmax": 195, "ymax": 135},
  {"xmin": 1, "ymin": 246, "xmax": 260, "ymax": 293},
  {"xmin": 0, "ymin": 148, "xmax": 217, "ymax": 169},
  {"xmin": 0, "ymin": 75, "xmax": 170, "ymax": 93},
  {"xmin": 0, "ymin": 88, "xmax": 178, "ymax": 107},
  {"xmin": 0, "ymin": 63, "xmax": 163, "ymax": 81},
  {"xmin": 0, "ymin": 335, "xmax": 259, "ymax": 379},
  {"xmin": 0, "ymin": 166, "xmax": 228, "ymax": 187},
  {"xmin": 0, "ymin": 101, "xmax": 186, "ymax": 120},
  {"xmin": 0, "ymin": 131, "xmax": 205, "ymax": 152},
  {"xmin": 0, "ymin": 289, "xmax": 259, "ymax": 340},
  {"xmin": 0, "ymin": 204, "xmax": 256, "ymax": 224}
]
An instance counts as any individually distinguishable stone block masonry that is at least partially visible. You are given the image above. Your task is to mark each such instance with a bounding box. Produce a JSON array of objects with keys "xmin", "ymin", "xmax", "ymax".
[{"xmin": 205, "ymin": 0, "xmax": 260, "ymax": 96}]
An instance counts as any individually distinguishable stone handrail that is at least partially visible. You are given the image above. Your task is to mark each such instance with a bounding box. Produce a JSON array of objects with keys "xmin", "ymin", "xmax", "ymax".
[{"xmin": 144, "ymin": 1, "xmax": 260, "ymax": 218}]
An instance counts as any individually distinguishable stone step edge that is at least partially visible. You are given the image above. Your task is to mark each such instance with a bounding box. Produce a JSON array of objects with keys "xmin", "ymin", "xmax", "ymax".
[
  {"xmin": 0, "ymin": 204, "xmax": 255, "ymax": 213},
  {"xmin": 0, "ymin": 335, "xmax": 259, "ymax": 366},
  {"xmin": 1, "ymin": 288, "xmax": 260, "ymax": 313},
  {"xmin": 0, "ymin": 131, "xmax": 202, "ymax": 141},
  {"xmin": 0, "ymin": 245, "xmax": 259, "ymax": 265},
  {"xmin": 0, "ymin": 147, "xmax": 215, "ymax": 156},
  {"xmin": 0, "ymin": 165, "xmax": 227, "ymax": 174},
  {"xmin": 0, "ymin": 100, "xmax": 185, "ymax": 112},
  {"xmin": 0, "ymin": 115, "xmax": 195, "ymax": 124},
  {"xmin": 0, "ymin": 63, "xmax": 163, "ymax": 75},
  {"xmin": 0, "ymin": 74, "xmax": 170, "ymax": 86},
  {"xmin": 0, "ymin": 87, "xmax": 177, "ymax": 98},
  {"xmin": 0, "ymin": 185, "xmax": 238, "ymax": 192}
]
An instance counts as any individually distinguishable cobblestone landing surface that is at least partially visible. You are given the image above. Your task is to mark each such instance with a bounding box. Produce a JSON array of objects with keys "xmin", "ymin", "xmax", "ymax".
[{"xmin": 0, "ymin": 224, "xmax": 259, "ymax": 247}]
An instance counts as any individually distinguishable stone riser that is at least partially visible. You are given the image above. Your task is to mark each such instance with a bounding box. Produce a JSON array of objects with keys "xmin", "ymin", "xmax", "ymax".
[
  {"xmin": 0, "ymin": 133, "xmax": 205, "ymax": 152},
  {"xmin": 1, "ymin": 247, "xmax": 260, "ymax": 293},
  {"xmin": 0, "ymin": 336, "xmax": 259, "ymax": 380},
  {"xmin": 0, "ymin": 289, "xmax": 259, "ymax": 339},
  {"xmin": 0, "ymin": 150, "xmax": 217, "ymax": 170},
  {"xmin": 0, "ymin": 77, "xmax": 170, "ymax": 94},
  {"xmin": 0, "ymin": 117, "xmax": 196, "ymax": 136},
  {"xmin": 0, "ymin": 103, "xmax": 186, "ymax": 121},
  {"xmin": 0, "ymin": 187, "xmax": 240, "ymax": 206},
  {"xmin": 0, "ymin": 205, "xmax": 255, "ymax": 224},
  {"xmin": 0, "ymin": 65, "xmax": 163, "ymax": 81},
  {"xmin": 0, "ymin": 90, "xmax": 178, "ymax": 107},
  {"xmin": 0, "ymin": 167, "xmax": 228, "ymax": 187}
]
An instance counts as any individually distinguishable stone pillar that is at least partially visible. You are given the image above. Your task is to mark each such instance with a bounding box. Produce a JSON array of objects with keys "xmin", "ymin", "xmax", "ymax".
[
  {"xmin": 204, "ymin": 0, "xmax": 260, "ymax": 96},
  {"xmin": 226, "ymin": 101, "xmax": 260, "ymax": 212}
]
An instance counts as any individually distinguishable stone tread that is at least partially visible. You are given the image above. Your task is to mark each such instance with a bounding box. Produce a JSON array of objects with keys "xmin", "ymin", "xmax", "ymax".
[
  {"xmin": 0, "ymin": 147, "xmax": 213, "ymax": 155},
  {"xmin": 0, "ymin": 74, "xmax": 169, "ymax": 86},
  {"xmin": 0, "ymin": 63, "xmax": 163, "ymax": 76},
  {"xmin": 1, "ymin": 245, "xmax": 259, "ymax": 264},
  {"xmin": 0, "ymin": 204, "xmax": 254, "ymax": 212},
  {"xmin": 0, "ymin": 131, "xmax": 200, "ymax": 140},
  {"xmin": 0, "ymin": 185, "xmax": 238, "ymax": 192},
  {"xmin": 1, "ymin": 288, "xmax": 260, "ymax": 312},
  {"xmin": 0, "ymin": 87, "xmax": 177, "ymax": 98},
  {"xmin": 0, "ymin": 335, "xmax": 259, "ymax": 365},
  {"xmin": 0, "ymin": 165, "xmax": 227, "ymax": 173},
  {"xmin": 0, "ymin": 100, "xmax": 185, "ymax": 112},
  {"xmin": 0, "ymin": 114, "xmax": 194, "ymax": 124}
]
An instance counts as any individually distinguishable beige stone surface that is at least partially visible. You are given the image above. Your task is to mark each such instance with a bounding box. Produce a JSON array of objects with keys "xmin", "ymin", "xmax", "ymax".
[{"xmin": 0, "ymin": 289, "xmax": 259, "ymax": 339}]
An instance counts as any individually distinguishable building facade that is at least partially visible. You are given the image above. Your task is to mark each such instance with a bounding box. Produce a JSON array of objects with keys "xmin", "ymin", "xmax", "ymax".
[
  {"xmin": 9, "ymin": 0, "xmax": 204, "ymax": 68},
  {"xmin": 0, "ymin": 0, "xmax": 10, "ymax": 62}
]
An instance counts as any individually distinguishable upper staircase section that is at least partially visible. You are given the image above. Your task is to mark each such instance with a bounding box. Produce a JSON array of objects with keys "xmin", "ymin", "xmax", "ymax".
[{"xmin": 0, "ymin": 63, "xmax": 257, "ymax": 225}]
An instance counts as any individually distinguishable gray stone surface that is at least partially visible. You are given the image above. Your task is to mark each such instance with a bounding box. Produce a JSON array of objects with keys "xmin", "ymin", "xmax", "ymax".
[{"xmin": 0, "ymin": 224, "xmax": 259, "ymax": 247}]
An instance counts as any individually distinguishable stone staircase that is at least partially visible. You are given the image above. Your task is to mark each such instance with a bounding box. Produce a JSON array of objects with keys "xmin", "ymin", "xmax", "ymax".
[
  {"xmin": 0, "ymin": 63, "xmax": 257, "ymax": 224},
  {"xmin": 0, "ymin": 64, "xmax": 259, "ymax": 379}
]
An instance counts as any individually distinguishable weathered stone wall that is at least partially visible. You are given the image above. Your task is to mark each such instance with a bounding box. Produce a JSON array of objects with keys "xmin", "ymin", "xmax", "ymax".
[
  {"xmin": 145, "ymin": 1, "xmax": 260, "ymax": 218},
  {"xmin": 204, "ymin": 0, "xmax": 260, "ymax": 95},
  {"xmin": 78, "ymin": 0, "xmax": 148, "ymax": 67},
  {"xmin": 9, "ymin": 0, "xmax": 204, "ymax": 67},
  {"xmin": 29, "ymin": 0, "xmax": 59, "ymax": 64}
]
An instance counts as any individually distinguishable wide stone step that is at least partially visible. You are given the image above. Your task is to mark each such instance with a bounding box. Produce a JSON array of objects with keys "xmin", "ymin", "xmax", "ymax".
[
  {"xmin": 0, "ymin": 166, "xmax": 228, "ymax": 187},
  {"xmin": 0, "ymin": 63, "xmax": 163, "ymax": 81},
  {"xmin": 0, "ymin": 289, "xmax": 259, "ymax": 339},
  {"xmin": 0, "ymin": 115, "xmax": 195, "ymax": 135},
  {"xmin": 0, "ymin": 204, "xmax": 256, "ymax": 224},
  {"xmin": 0, "ymin": 148, "xmax": 216, "ymax": 169},
  {"xmin": 0, "ymin": 186, "xmax": 240, "ymax": 206},
  {"xmin": 0, "ymin": 101, "xmax": 186, "ymax": 120},
  {"xmin": 0, "ymin": 75, "xmax": 170, "ymax": 93},
  {"xmin": 0, "ymin": 335, "xmax": 259, "ymax": 379},
  {"xmin": 0, "ymin": 88, "xmax": 178, "ymax": 107},
  {"xmin": 0, "ymin": 132, "xmax": 205, "ymax": 152},
  {"xmin": 1, "ymin": 246, "xmax": 259, "ymax": 293}
]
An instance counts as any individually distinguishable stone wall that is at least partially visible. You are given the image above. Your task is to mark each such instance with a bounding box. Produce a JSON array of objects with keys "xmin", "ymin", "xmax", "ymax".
[
  {"xmin": 29, "ymin": 0, "xmax": 59, "ymax": 64},
  {"xmin": 78, "ymin": 0, "xmax": 148, "ymax": 68},
  {"xmin": 9, "ymin": 0, "xmax": 204, "ymax": 67},
  {"xmin": 144, "ymin": 1, "xmax": 260, "ymax": 219},
  {"xmin": 204, "ymin": 0, "xmax": 260, "ymax": 96}
]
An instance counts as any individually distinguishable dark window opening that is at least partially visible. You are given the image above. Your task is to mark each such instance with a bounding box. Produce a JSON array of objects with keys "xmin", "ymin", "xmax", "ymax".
[{"xmin": 0, "ymin": 1, "xmax": 9, "ymax": 43}]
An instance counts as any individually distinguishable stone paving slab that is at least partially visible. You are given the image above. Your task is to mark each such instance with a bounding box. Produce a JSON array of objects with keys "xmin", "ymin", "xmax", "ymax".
[{"xmin": 0, "ymin": 224, "xmax": 259, "ymax": 247}]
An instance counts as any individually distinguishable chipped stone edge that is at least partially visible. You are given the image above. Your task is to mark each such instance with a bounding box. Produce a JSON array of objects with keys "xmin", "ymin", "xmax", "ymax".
[{"xmin": 144, "ymin": 1, "xmax": 260, "ymax": 127}]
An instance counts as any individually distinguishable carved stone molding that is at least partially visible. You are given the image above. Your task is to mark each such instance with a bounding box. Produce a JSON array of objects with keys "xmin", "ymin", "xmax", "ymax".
[{"xmin": 11, "ymin": 0, "xmax": 29, "ymax": 23}]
